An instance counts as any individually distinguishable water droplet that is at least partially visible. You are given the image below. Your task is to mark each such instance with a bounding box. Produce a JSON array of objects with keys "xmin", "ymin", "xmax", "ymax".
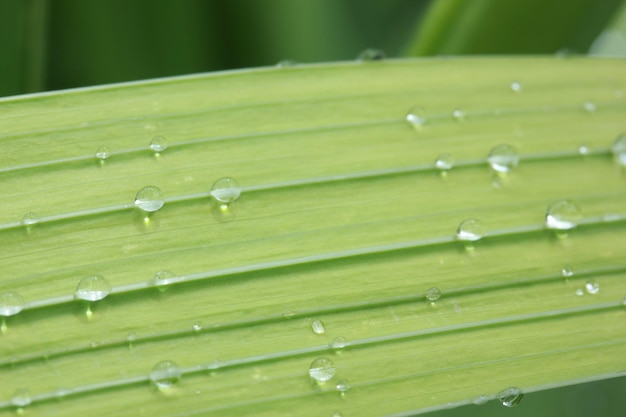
[
  {"xmin": 276, "ymin": 59, "xmax": 298, "ymax": 67},
  {"xmin": 149, "ymin": 136, "xmax": 167, "ymax": 153},
  {"xmin": 357, "ymin": 48, "xmax": 386, "ymax": 61},
  {"xmin": 152, "ymin": 270, "xmax": 177, "ymax": 289},
  {"xmin": 456, "ymin": 218, "xmax": 485, "ymax": 242},
  {"xmin": 425, "ymin": 287, "xmax": 442, "ymax": 302},
  {"xmin": 309, "ymin": 357, "xmax": 336, "ymax": 383},
  {"xmin": 330, "ymin": 336, "xmax": 348, "ymax": 352},
  {"xmin": 487, "ymin": 144, "xmax": 519, "ymax": 173},
  {"xmin": 406, "ymin": 107, "xmax": 427, "ymax": 130},
  {"xmin": 510, "ymin": 81, "xmax": 522, "ymax": 93},
  {"xmin": 21, "ymin": 212, "xmax": 39, "ymax": 226},
  {"xmin": 11, "ymin": 389, "xmax": 31, "ymax": 408},
  {"xmin": 211, "ymin": 177, "xmax": 241, "ymax": 204},
  {"xmin": 435, "ymin": 153, "xmax": 454, "ymax": 171},
  {"xmin": 472, "ymin": 395, "xmax": 489, "ymax": 405},
  {"xmin": 611, "ymin": 133, "xmax": 626, "ymax": 167},
  {"xmin": 583, "ymin": 101, "xmax": 597, "ymax": 112},
  {"xmin": 75, "ymin": 275, "xmax": 111, "ymax": 301},
  {"xmin": 134, "ymin": 186, "xmax": 164, "ymax": 213},
  {"xmin": 0, "ymin": 292, "xmax": 26, "ymax": 316},
  {"xmin": 578, "ymin": 145, "xmax": 590, "ymax": 155},
  {"xmin": 622, "ymin": 296, "xmax": 626, "ymax": 306},
  {"xmin": 150, "ymin": 360, "xmax": 182, "ymax": 390},
  {"xmin": 584, "ymin": 280, "xmax": 600, "ymax": 295},
  {"xmin": 561, "ymin": 266, "xmax": 574, "ymax": 278},
  {"xmin": 575, "ymin": 288, "xmax": 584, "ymax": 296},
  {"xmin": 311, "ymin": 319, "xmax": 326, "ymax": 335},
  {"xmin": 498, "ymin": 387, "xmax": 523, "ymax": 407},
  {"xmin": 95, "ymin": 146, "xmax": 111, "ymax": 161},
  {"xmin": 332, "ymin": 412, "xmax": 344, "ymax": 417},
  {"xmin": 452, "ymin": 109, "xmax": 465, "ymax": 121},
  {"xmin": 545, "ymin": 200, "xmax": 582, "ymax": 231},
  {"xmin": 282, "ymin": 310, "xmax": 296, "ymax": 320},
  {"xmin": 336, "ymin": 379, "xmax": 351, "ymax": 394},
  {"xmin": 192, "ymin": 322, "xmax": 202, "ymax": 332}
]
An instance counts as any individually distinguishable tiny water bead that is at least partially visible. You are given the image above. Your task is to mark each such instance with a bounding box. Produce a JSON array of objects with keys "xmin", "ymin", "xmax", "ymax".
[
  {"xmin": 75, "ymin": 275, "xmax": 111, "ymax": 301},
  {"xmin": 192, "ymin": 322, "xmax": 202, "ymax": 332},
  {"xmin": 149, "ymin": 136, "xmax": 168, "ymax": 153},
  {"xmin": 310, "ymin": 319, "xmax": 326, "ymax": 335},
  {"xmin": 406, "ymin": 107, "xmax": 427, "ymax": 130},
  {"xmin": 452, "ymin": 109, "xmax": 465, "ymax": 121},
  {"xmin": 435, "ymin": 153, "xmax": 454, "ymax": 171},
  {"xmin": 456, "ymin": 218, "xmax": 485, "ymax": 242},
  {"xmin": 336, "ymin": 379, "xmax": 351, "ymax": 394},
  {"xmin": 611, "ymin": 133, "xmax": 626, "ymax": 166},
  {"xmin": 0, "ymin": 291, "xmax": 26, "ymax": 316},
  {"xmin": 498, "ymin": 387, "xmax": 523, "ymax": 407},
  {"xmin": 95, "ymin": 145, "xmax": 111, "ymax": 161},
  {"xmin": 134, "ymin": 186, "xmax": 164, "ymax": 213},
  {"xmin": 583, "ymin": 101, "xmax": 597, "ymax": 112},
  {"xmin": 545, "ymin": 200, "xmax": 582, "ymax": 231},
  {"xmin": 575, "ymin": 288, "xmax": 584, "ymax": 296},
  {"xmin": 584, "ymin": 280, "xmax": 600, "ymax": 295},
  {"xmin": 510, "ymin": 81, "xmax": 523, "ymax": 93},
  {"xmin": 11, "ymin": 388, "xmax": 32, "ymax": 408},
  {"xmin": 152, "ymin": 270, "xmax": 177, "ymax": 289},
  {"xmin": 150, "ymin": 360, "xmax": 182, "ymax": 390},
  {"xmin": 578, "ymin": 145, "xmax": 591, "ymax": 156},
  {"xmin": 357, "ymin": 48, "xmax": 386, "ymax": 61},
  {"xmin": 330, "ymin": 336, "xmax": 348, "ymax": 352},
  {"xmin": 309, "ymin": 357, "xmax": 336, "ymax": 383},
  {"xmin": 561, "ymin": 265, "xmax": 574, "ymax": 278},
  {"xmin": 487, "ymin": 144, "xmax": 519, "ymax": 173},
  {"xmin": 211, "ymin": 177, "xmax": 241, "ymax": 204},
  {"xmin": 425, "ymin": 287, "xmax": 442, "ymax": 302},
  {"xmin": 21, "ymin": 212, "xmax": 39, "ymax": 226}
]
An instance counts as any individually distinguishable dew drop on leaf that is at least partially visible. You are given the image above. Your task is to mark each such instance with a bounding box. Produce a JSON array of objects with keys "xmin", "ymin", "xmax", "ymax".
[
  {"xmin": 75, "ymin": 275, "xmax": 111, "ymax": 302},
  {"xmin": 425, "ymin": 287, "xmax": 442, "ymax": 302},
  {"xmin": 510, "ymin": 81, "xmax": 522, "ymax": 93},
  {"xmin": 487, "ymin": 144, "xmax": 519, "ymax": 173},
  {"xmin": 497, "ymin": 387, "xmax": 523, "ymax": 407},
  {"xmin": 357, "ymin": 48, "xmax": 386, "ymax": 61},
  {"xmin": 150, "ymin": 360, "xmax": 182, "ymax": 391},
  {"xmin": 134, "ymin": 186, "xmax": 164, "ymax": 213},
  {"xmin": 584, "ymin": 280, "xmax": 600, "ymax": 295},
  {"xmin": 456, "ymin": 218, "xmax": 485, "ymax": 242},
  {"xmin": 211, "ymin": 177, "xmax": 241, "ymax": 204},
  {"xmin": 611, "ymin": 133, "xmax": 626, "ymax": 167},
  {"xmin": 95, "ymin": 145, "xmax": 111, "ymax": 161},
  {"xmin": 545, "ymin": 200, "xmax": 582, "ymax": 231},
  {"xmin": 149, "ymin": 136, "xmax": 168, "ymax": 153},
  {"xmin": 0, "ymin": 292, "xmax": 26, "ymax": 317},
  {"xmin": 309, "ymin": 357, "xmax": 336, "ymax": 383},
  {"xmin": 406, "ymin": 106, "xmax": 427, "ymax": 130},
  {"xmin": 21, "ymin": 212, "xmax": 39, "ymax": 226},
  {"xmin": 11, "ymin": 388, "xmax": 32, "ymax": 408},
  {"xmin": 435, "ymin": 153, "xmax": 454, "ymax": 171},
  {"xmin": 310, "ymin": 319, "xmax": 326, "ymax": 335}
]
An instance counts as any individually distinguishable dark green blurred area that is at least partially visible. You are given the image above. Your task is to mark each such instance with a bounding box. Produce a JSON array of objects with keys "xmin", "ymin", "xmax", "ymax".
[{"xmin": 1, "ymin": 0, "xmax": 624, "ymax": 97}]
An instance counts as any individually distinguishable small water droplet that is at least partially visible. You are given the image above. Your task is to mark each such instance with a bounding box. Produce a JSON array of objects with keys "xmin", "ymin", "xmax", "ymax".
[
  {"xmin": 149, "ymin": 136, "xmax": 167, "ymax": 153},
  {"xmin": 311, "ymin": 319, "xmax": 326, "ymax": 335},
  {"xmin": 150, "ymin": 360, "xmax": 182, "ymax": 391},
  {"xmin": 152, "ymin": 270, "xmax": 177, "ymax": 289},
  {"xmin": 452, "ymin": 109, "xmax": 465, "ymax": 121},
  {"xmin": 21, "ymin": 212, "xmax": 39, "ymax": 226},
  {"xmin": 357, "ymin": 48, "xmax": 386, "ymax": 61},
  {"xmin": 332, "ymin": 412, "xmax": 344, "ymax": 417},
  {"xmin": 0, "ymin": 292, "xmax": 26, "ymax": 317},
  {"xmin": 11, "ymin": 389, "xmax": 31, "ymax": 408},
  {"xmin": 472, "ymin": 395, "xmax": 489, "ymax": 405},
  {"xmin": 75, "ymin": 275, "xmax": 111, "ymax": 301},
  {"xmin": 425, "ymin": 287, "xmax": 442, "ymax": 302},
  {"xmin": 622, "ymin": 296, "xmax": 626, "ymax": 306},
  {"xmin": 435, "ymin": 153, "xmax": 454, "ymax": 171},
  {"xmin": 545, "ymin": 200, "xmax": 582, "ymax": 231},
  {"xmin": 583, "ymin": 101, "xmax": 597, "ymax": 112},
  {"xmin": 211, "ymin": 177, "xmax": 241, "ymax": 204},
  {"xmin": 575, "ymin": 288, "xmax": 584, "ymax": 296},
  {"xmin": 336, "ymin": 379, "xmax": 351, "ymax": 395},
  {"xmin": 584, "ymin": 280, "xmax": 600, "ymax": 295},
  {"xmin": 498, "ymin": 387, "xmax": 523, "ymax": 407},
  {"xmin": 282, "ymin": 310, "xmax": 296, "ymax": 320},
  {"xmin": 456, "ymin": 218, "xmax": 485, "ymax": 242},
  {"xmin": 134, "ymin": 186, "xmax": 164, "ymax": 213},
  {"xmin": 487, "ymin": 144, "xmax": 519, "ymax": 173},
  {"xmin": 611, "ymin": 133, "xmax": 626, "ymax": 167},
  {"xmin": 330, "ymin": 336, "xmax": 348, "ymax": 352},
  {"xmin": 309, "ymin": 357, "xmax": 336, "ymax": 383},
  {"xmin": 406, "ymin": 107, "xmax": 427, "ymax": 130},
  {"xmin": 95, "ymin": 146, "xmax": 111, "ymax": 161},
  {"xmin": 561, "ymin": 266, "xmax": 574, "ymax": 278},
  {"xmin": 578, "ymin": 145, "xmax": 590, "ymax": 156},
  {"xmin": 510, "ymin": 81, "xmax": 522, "ymax": 93},
  {"xmin": 192, "ymin": 322, "xmax": 202, "ymax": 332}
]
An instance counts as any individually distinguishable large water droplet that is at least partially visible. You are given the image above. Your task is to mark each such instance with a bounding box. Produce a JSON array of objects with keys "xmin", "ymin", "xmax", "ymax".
[
  {"xmin": 152, "ymin": 270, "xmax": 177, "ymax": 289},
  {"xmin": 357, "ymin": 48, "xmax": 386, "ymax": 61},
  {"xmin": 611, "ymin": 133, "xmax": 626, "ymax": 167},
  {"xmin": 456, "ymin": 218, "xmax": 485, "ymax": 242},
  {"xmin": 498, "ymin": 387, "xmax": 523, "ymax": 407},
  {"xmin": 545, "ymin": 200, "xmax": 582, "ymax": 230},
  {"xmin": 584, "ymin": 280, "xmax": 600, "ymax": 295},
  {"xmin": 150, "ymin": 360, "xmax": 182, "ymax": 390},
  {"xmin": 311, "ymin": 319, "xmax": 326, "ymax": 335},
  {"xmin": 21, "ymin": 212, "xmax": 39, "ymax": 226},
  {"xmin": 309, "ymin": 357, "xmax": 336, "ymax": 383},
  {"xmin": 95, "ymin": 146, "xmax": 111, "ymax": 161},
  {"xmin": 425, "ymin": 287, "xmax": 442, "ymax": 302},
  {"xmin": 149, "ymin": 136, "xmax": 168, "ymax": 153},
  {"xmin": 211, "ymin": 177, "xmax": 241, "ymax": 204},
  {"xmin": 75, "ymin": 275, "xmax": 111, "ymax": 301},
  {"xmin": 487, "ymin": 144, "xmax": 519, "ymax": 173},
  {"xmin": 406, "ymin": 107, "xmax": 427, "ymax": 130},
  {"xmin": 11, "ymin": 389, "xmax": 32, "ymax": 408},
  {"xmin": 435, "ymin": 153, "xmax": 454, "ymax": 171},
  {"xmin": 134, "ymin": 186, "xmax": 164, "ymax": 212},
  {"xmin": 0, "ymin": 292, "xmax": 26, "ymax": 316},
  {"xmin": 510, "ymin": 81, "xmax": 523, "ymax": 93}
]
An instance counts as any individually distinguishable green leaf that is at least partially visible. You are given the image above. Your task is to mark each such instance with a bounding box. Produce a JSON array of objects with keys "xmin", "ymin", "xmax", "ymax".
[{"xmin": 0, "ymin": 57, "xmax": 625, "ymax": 416}]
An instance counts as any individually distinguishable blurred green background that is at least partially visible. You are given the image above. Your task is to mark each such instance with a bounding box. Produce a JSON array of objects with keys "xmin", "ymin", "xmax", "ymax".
[{"xmin": 1, "ymin": 0, "xmax": 626, "ymax": 97}]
